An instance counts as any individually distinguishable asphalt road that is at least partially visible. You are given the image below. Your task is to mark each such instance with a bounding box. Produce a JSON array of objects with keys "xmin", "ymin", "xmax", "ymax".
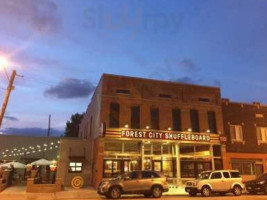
[
  {"xmin": 2, "ymin": 194, "xmax": 267, "ymax": 200},
  {"xmin": 95, "ymin": 194, "xmax": 267, "ymax": 200}
]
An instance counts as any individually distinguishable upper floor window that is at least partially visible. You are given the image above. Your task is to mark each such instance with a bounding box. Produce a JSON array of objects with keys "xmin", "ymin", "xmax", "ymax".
[
  {"xmin": 131, "ymin": 106, "xmax": 140, "ymax": 129},
  {"xmin": 159, "ymin": 94, "xmax": 172, "ymax": 98},
  {"xmin": 190, "ymin": 109, "xmax": 199, "ymax": 132},
  {"xmin": 230, "ymin": 125, "xmax": 243, "ymax": 142},
  {"xmin": 172, "ymin": 108, "xmax": 181, "ymax": 131},
  {"xmin": 109, "ymin": 102, "xmax": 120, "ymax": 128},
  {"xmin": 150, "ymin": 107, "xmax": 159, "ymax": 130},
  {"xmin": 116, "ymin": 89, "xmax": 130, "ymax": 94},
  {"xmin": 207, "ymin": 111, "xmax": 217, "ymax": 133},
  {"xmin": 256, "ymin": 114, "xmax": 264, "ymax": 118},
  {"xmin": 199, "ymin": 98, "xmax": 210, "ymax": 103},
  {"xmin": 257, "ymin": 127, "xmax": 267, "ymax": 143}
]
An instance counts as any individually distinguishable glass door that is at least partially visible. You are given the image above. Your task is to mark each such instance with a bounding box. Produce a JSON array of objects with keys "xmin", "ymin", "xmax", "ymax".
[
  {"xmin": 123, "ymin": 160, "xmax": 141, "ymax": 172},
  {"xmin": 152, "ymin": 160, "xmax": 162, "ymax": 172}
]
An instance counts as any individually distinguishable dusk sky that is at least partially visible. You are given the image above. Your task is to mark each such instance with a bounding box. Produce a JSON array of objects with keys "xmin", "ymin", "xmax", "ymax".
[{"xmin": 0, "ymin": 0, "xmax": 267, "ymax": 136}]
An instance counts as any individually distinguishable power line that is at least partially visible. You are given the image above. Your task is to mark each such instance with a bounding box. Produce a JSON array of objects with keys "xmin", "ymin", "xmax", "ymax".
[{"xmin": 3, "ymin": 67, "xmax": 9, "ymax": 81}]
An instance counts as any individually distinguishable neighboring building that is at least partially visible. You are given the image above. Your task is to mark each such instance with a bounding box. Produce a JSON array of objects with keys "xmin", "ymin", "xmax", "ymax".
[
  {"xmin": 57, "ymin": 137, "xmax": 93, "ymax": 186},
  {"xmin": 65, "ymin": 74, "xmax": 226, "ymax": 188},
  {"xmin": 222, "ymin": 99, "xmax": 267, "ymax": 181},
  {"xmin": 0, "ymin": 134, "xmax": 60, "ymax": 164}
]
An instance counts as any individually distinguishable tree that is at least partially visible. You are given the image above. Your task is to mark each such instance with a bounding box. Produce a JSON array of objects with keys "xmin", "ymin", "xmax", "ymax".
[{"xmin": 65, "ymin": 113, "xmax": 84, "ymax": 137}]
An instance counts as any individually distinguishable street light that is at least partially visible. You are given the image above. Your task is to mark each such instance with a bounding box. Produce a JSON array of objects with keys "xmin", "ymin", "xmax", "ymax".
[{"xmin": 0, "ymin": 57, "xmax": 8, "ymax": 69}]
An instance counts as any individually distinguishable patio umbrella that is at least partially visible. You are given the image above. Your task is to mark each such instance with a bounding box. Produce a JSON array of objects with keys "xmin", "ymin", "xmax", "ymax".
[
  {"xmin": 0, "ymin": 161, "xmax": 26, "ymax": 168},
  {"xmin": 31, "ymin": 158, "xmax": 52, "ymax": 166}
]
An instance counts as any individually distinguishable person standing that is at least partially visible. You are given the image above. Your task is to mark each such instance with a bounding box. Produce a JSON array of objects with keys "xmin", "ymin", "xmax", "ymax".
[
  {"xmin": 0, "ymin": 166, "xmax": 4, "ymax": 179},
  {"xmin": 7, "ymin": 164, "xmax": 15, "ymax": 186},
  {"xmin": 45, "ymin": 165, "xmax": 50, "ymax": 183}
]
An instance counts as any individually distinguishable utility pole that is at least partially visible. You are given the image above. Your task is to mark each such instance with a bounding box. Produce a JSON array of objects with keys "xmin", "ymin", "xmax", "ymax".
[
  {"xmin": 47, "ymin": 114, "xmax": 51, "ymax": 137},
  {"xmin": 0, "ymin": 70, "xmax": 16, "ymax": 130}
]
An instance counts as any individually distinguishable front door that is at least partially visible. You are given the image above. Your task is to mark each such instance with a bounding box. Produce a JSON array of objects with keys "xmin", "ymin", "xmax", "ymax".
[
  {"xmin": 221, "ymin": 171, "xmax": 232, "ymax": 191},
  {"xmin": 152, "ymin": 161, "xmax": 162, "ymax": 172},
  {"xmin": 209, "ymin": 172, "xmax": 224, "ymax": 191},
  {"xmin": 139, "ymin": 171, "xmax": 153, "ymax": 191}
]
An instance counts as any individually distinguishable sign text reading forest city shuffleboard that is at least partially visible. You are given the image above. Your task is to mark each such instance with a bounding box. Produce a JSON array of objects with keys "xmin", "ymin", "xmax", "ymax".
[{"xmin": 121, "ymin": 130, "xmax": 211, "ymax": 142}]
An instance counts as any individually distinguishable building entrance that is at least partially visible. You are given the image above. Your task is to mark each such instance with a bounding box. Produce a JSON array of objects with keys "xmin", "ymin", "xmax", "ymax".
[
  {"xmin": 152, "ymin": 160, "xmax": 162, "ymax": 172},
  {"xmin": 180, "ymin": 160, "xmax": 212, "ymax": 178}
]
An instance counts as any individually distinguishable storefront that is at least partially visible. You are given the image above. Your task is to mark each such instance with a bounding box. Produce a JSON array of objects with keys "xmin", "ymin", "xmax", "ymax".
[{"xmin": 99, "ymin": 128, "xmax": 223, "ymax": 185}]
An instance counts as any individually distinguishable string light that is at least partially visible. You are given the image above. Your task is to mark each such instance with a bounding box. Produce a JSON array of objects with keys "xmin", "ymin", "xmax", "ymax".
[{"xmin": 0, "ymin": 140, "xmax": 60, "ymax": 158}]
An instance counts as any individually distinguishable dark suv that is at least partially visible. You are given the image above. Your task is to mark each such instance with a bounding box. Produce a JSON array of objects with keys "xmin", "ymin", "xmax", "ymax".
[
  {"xmin": 98, "ymin": 171, "xmax": 169, "ymax": 199},
  {"xmin": 245, "ymin": 173, "xmax": 267, "ymax": 194}
]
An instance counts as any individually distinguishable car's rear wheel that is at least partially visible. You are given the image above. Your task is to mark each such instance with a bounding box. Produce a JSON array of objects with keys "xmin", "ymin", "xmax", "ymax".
[
  {"xmin": 201, "ymin": 186, "xmax": 211, "ymax": 197},
  {"xmin": 108, "ymin": 186, "xmax": 121, "ymax": 199},
  {"xmin": 151, "ymin": 185, "xmax": 163, "ymax": 198},
  {"xmin": 233, "ymin": 185, "xmax": 242, "ymax": 196},
  {"xmin": 189, "ymin": 191, "xmax": 197, "ymax": 196},
  {"xmin": 264, "ymin": 186, "xmax": 267, "ymax": 194}
]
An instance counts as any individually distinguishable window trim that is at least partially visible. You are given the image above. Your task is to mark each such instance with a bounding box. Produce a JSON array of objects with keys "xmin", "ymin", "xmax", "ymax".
[
  {"xmin": 257, "ymin": 127, "xmax": 267, "ymax": 144},
  {"xmin": 230, "ymin": 124, "xmax": 245, "ymax": 144}
]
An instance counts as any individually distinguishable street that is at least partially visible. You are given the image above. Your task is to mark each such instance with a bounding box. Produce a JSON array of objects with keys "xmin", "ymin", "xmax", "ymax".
[
  {"xmin": 2, "ymin": 189, "xmax": 267, "ymax": 200},
  {"xmin": 80, "ymin": 194, "xmax": 267, "ymax": 200},
  {"xmin": 2, "ymin": 187, "xmax": 267, "ymax": 200}
]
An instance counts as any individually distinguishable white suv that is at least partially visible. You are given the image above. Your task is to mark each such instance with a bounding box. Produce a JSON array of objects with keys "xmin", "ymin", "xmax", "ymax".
[{"xmin": 185, "ymin": 170, "xmax": 244, "ymax": 197}]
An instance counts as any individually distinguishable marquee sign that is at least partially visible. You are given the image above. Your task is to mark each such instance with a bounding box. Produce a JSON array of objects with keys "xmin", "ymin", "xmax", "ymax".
[{"xmin": 121, "ymin": 130, "xmax": 211, "ymax": 142}]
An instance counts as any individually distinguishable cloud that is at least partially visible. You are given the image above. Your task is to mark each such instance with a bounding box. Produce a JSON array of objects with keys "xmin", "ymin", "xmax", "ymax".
[
  {"xmin": 2, "ymin": 127, "xmax": 63, "ymax": 136},
  {"xmin": 172, "ymin": 76, "xmax": 202, "ymax": 85},
  {"xmin": 179, "ymin": 58, "xmax": 199, "ymax": 71},
  {"xmin": 172, "ymin": 77, "xmax": 222, "ymax": 88},
  {"xmin": 0, "ymin": 0, "xmax": 61, "ymax": 35},
  {"xmin": 4, "ymin": 116, "xmax": 19, "ymax": 121},
  {"xmin": 44, "ymin": 78, "xmax": 95, "ymax": 99}
]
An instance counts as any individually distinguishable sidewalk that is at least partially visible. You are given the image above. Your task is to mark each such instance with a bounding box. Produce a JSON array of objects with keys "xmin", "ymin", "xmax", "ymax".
[
  {"xmin": 0, "ymin": 185, "xmax": 187, "ymax": 200},
  {"xmin": 0, "ymin": 186, "xmax": 100, "ymax": 200}
]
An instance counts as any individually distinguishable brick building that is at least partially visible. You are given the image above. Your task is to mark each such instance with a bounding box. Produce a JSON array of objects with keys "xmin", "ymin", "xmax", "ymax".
[
  {"xmin": 57, "ymin": 74, "xmax": 267, "ymax": 188},
  {"xmin": 222, "ymin": 99, "xmax": 267, "ymax": 181},
  {"xmin": 60, "ymin": 74, "xmax": 225, "ymax": 187}
]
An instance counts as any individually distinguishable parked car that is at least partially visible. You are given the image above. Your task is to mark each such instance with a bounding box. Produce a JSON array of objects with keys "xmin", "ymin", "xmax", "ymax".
[
  {"xmin": 185, "ymin": 170, "xmax": 244, "ymax": 197},
  {"xmin": 245, "ymin": 173, "xmax": 267, "ymax": 194},
  {"xmin": 97, "ymin": 170, "xmax": 169, "ymax": 199}
]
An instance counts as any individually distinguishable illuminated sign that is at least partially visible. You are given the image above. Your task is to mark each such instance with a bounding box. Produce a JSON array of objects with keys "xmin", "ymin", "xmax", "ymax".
[
  {"xmin": 121, "ymin": 130, "xmax": 211, "ymax": 142},
  {"xmin": 219, "ymin": 136, "xmax": 227, "ymax": 143}
]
